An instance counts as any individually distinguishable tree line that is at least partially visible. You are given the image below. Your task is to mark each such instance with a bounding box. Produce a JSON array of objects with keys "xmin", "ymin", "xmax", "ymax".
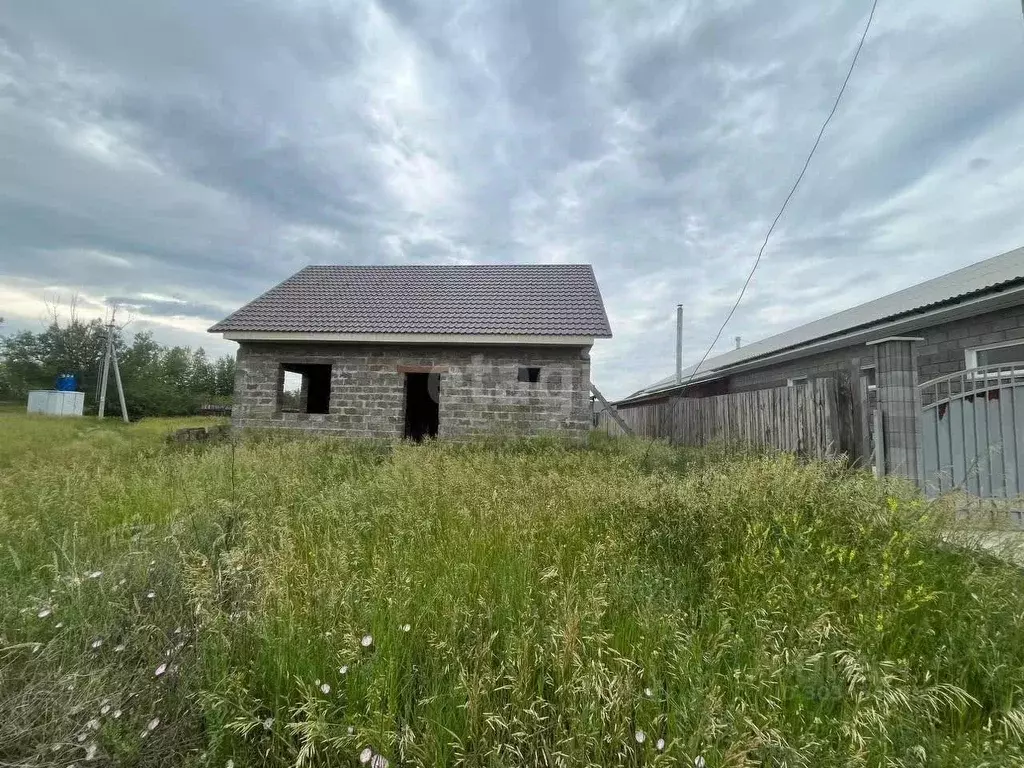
[{"xmin": 0, "ymin": 315, "xmax": 235, "ymax": 419}]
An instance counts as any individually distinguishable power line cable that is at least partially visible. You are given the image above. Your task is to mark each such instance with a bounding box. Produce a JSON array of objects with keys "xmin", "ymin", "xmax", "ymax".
[{"xmin": 679, "ymin": 0, "xmax": 880, "ymax": 390}]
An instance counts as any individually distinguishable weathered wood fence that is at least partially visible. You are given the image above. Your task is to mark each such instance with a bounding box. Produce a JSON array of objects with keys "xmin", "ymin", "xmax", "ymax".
[{"xmin": 598, "ymin": 378, "xmax": 858, "ymax": 460}]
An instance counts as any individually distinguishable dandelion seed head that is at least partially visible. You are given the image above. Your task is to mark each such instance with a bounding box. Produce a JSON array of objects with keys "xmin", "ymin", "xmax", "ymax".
[
  {"xmin": 38, "ymin": 607, "xmax": 53, "ymax": 619},
  {"xmin": 86, "ymin": 718, "xmax": 100, "ymax": 730},
  {"xmin": 154, "ymin": 663, "xmax": 167, "ymax": 677},
  {"xmin": 146, "ymin": 717, "xmax": 160, "ymax": 731},
  {"xmin": 85, "ymin": 742, "xmax": 98, "ymax": 761},
  {"xmin": 339, "ymin": 665, "xmax": 348, "ymax": 674},
  {"xmin": 634, "ymin": 730, "xmax": 646, "ymax": 744},
  {"xmin": 263, "ymin": 717, "xmax": 274, "ymax": 730},
  {"xmin": 320, "ymin": 682, "xmax": 331, "ymax": 694},
  {"xmin": 359, "ymin": 747, "xmax": 373, "ymax": 764},
  {"xmin": 360, "ymin": 634, "xmax": 373, "ymax": 648},
  {"xmin": 656, "ymin": 738, "xmax": 665, "ymax": 751}
]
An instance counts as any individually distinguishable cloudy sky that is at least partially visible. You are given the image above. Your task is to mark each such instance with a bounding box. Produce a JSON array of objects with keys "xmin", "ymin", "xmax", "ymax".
[{"xmin": 2, "ymin": 1, "xmax": 1023, "ymax": 399}]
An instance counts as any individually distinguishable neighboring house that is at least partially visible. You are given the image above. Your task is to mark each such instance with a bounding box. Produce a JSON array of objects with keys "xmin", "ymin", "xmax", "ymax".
[
  {"xmin": 618, "ymin": 245, "xmax": 1024, "ymax": 496},
  {"xmin": 209, "ymin": 264, "xmax": 612, "ymax": 440},
  {"xmin": 621, "ymin": 246, "xmax": 1024, "ymax": 406}
]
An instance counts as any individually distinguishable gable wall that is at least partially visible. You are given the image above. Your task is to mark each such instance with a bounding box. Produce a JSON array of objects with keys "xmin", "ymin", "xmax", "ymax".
[{"xmin": 232, "ymin": 342, "xmax": 592, "ymax": 439}]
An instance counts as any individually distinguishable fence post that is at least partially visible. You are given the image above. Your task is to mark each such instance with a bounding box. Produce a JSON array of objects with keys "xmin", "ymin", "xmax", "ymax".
[{"xmin": 867, "ymin": 337, "xmax": 924, "ymax": 484}]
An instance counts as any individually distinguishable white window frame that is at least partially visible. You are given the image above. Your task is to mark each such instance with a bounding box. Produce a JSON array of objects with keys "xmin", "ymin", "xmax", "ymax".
[
  {"xmin": 965, "ymin": 339, "xmax": 1024, "ymax": 378},
  {"xmin": 787, "ymin": 376, "xmax": 808, "ymax": 388},
  {"xmin": 860, "ymin": 364, "xmax": 877, "ymax": 392}
]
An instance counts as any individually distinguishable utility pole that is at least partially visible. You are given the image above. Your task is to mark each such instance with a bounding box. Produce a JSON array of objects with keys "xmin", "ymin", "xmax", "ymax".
[
  {"xmin": 675, "ymin": 304, "xmax": 683, "ymax": 386},
  {"xmin": 97, "ymin": 320, "xmax": 129, "ymax": 423}
]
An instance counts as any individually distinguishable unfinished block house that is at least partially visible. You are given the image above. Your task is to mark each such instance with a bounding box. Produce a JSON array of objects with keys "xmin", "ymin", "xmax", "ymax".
[{"xmin": 209, "ymin": 264, "xmax": 612, "ymax": 439}]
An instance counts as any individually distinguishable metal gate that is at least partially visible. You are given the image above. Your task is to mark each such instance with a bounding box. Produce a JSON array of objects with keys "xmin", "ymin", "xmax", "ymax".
[{"xmin": 919, "ymin": 364, "xmax": 1024, "ymax": 498}]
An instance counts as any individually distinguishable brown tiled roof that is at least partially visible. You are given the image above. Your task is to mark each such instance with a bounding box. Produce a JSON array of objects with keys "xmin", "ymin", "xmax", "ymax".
[{"xmin": 209, "ymin": 264, "xmax": 612, "ymax": 337}]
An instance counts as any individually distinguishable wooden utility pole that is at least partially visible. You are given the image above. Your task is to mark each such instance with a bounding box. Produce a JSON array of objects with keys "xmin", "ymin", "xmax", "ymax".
[{"xmin": 97, "ymin": 321, "xmax": 129, "ymax": 423}]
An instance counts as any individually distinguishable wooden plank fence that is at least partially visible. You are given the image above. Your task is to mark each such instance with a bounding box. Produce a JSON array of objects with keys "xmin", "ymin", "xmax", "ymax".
[{"xmin": 598, "ymin": 378, "xmax": 854, "ymax": 460}]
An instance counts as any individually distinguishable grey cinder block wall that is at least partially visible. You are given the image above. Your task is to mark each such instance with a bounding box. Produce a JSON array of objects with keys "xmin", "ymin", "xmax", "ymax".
[
  {"xmin": 724, "ymin": 304, "xmax": 1024, "ymax": 392},
  {"xmin": 232, "ymin": 342, "xmax": 593, "ymax": 439}
]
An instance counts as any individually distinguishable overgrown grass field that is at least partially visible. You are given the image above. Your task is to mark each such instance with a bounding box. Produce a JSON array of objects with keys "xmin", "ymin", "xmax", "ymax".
[{"xmin": 2, "ymin": 414, "xmax": 1024, "ymax": 767}]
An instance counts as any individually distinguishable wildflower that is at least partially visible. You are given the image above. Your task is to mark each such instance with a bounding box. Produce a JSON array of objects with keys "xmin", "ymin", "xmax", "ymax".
[
  {"xmin": 100, "ymin": 704, "xmax": 111, "ymax": 715},
  {"xmin": 86, "ymin": 718, "xmax": 100, "ymax": 730},
  {"xmin": 656, "ymin": 738, "xmax": 665, "ymax": 751},
  {"xmin": 359, "ymin": 748, "xmax": 373, "ymax": 764},
  {"xmin": 635, "ymin": 730, "xmax": 646, "ymax": 744},
  {"xmin": 114, "ymin": 644, "xmax": 125, "ymax": 653},
  {"xmin": 90, "ymin": 638, "xmax": 103, "ymax": 650},
  {"xmin": 38, "ymin": 607, "xmax": 53, "ymax": 619},
  {"xmin": 644, "ymin": 687, "xmax": 653, "ymax": 698},
  {"xmin": 174, "ymin": 627, "xmax": 182, "ymax": 635},
  {"xmin": 118, "ymin": 578, "xmax": 127, "ymax": 586},
  {"xmin": 87, "ymin": 571, "xmax": 103, "ymax": 580},
  {"xmin": 370, "ymin": 755, "xmax": 389, "ymax": 768},
  {"xmin": 55, "ymin": 622, "xmax": 64, "ymax": 629},
  {"xmin": 695, "ymin": 757, "xmax": 706, "ymax": 768},
  {"xmin": 263, "ymin": 717, "xmax": 274, "ymax": 731},
  {"xmin": 339, "ymin": 665, "xmax": 349, "ymax": 674},
  {"xmin": 401, "ymin": 623, "xmax": 411, "ymax": 632},
  {"xmin": 146, "ymin": 717, "xmax": 160, "ymax": 732},
  {"xmin": 146, "ymin": 591, "xmax": 156, "ymax": 599},
  {"xmin": 227, "ymin": 761, "xmax": 234, "ymax": 768},
  {"xmin": 76, "ymin": 733, "xmax": 88, "ymax": 743},
  {"xmin": 155, "ymin": 663, "xmax": 167, "ymax": 677},
  {"xmin": 113, "ymin": 710, "xmax": 122, "ymax": 719},
  {"xmin": 85, "ymin": 742, "xmax": 99, "ymax": 761},
  {"xmin": 320, "ymin": 682, "xmax": 331, "ymax": 694},
  {"xmin": 361, "ymin": 634, "xmax": 373, "ymax": 648},
  {"xmin": 348, "ymin": 726, "xmax": 355, "ymax": 735}
]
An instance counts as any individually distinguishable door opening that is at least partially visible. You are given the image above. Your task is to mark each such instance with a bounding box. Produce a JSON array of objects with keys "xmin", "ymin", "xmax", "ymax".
[{"xmin": 404, "ymin": 372, "xmax": 439, "ymax": 441}]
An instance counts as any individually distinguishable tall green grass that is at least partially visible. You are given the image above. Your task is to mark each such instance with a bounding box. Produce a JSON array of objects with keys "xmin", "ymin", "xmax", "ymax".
[{"xmin": 2, "ymin": 414, "xmax": 1023, "ymax": 766}]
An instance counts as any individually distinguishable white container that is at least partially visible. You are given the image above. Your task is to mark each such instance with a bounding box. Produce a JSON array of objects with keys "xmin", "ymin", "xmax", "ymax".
[{"xmin": 27, "ymin": 390, "xmax": 85, "ymax": 417}]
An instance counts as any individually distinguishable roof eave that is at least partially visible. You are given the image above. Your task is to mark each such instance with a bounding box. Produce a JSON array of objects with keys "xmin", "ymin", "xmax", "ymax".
[
  {"xmin": 616, "ymin": 281, "xmax": 1024, "ymax": 406},
  {"xmin": 216, "ymin": 330, "xmax": 599, "ymax": 346}
]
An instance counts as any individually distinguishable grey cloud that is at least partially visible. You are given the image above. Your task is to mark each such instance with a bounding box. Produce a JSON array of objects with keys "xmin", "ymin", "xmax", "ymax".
[{"xmin": 2, "ymin": 0, "xmax": 1024, "ymax": 400}]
